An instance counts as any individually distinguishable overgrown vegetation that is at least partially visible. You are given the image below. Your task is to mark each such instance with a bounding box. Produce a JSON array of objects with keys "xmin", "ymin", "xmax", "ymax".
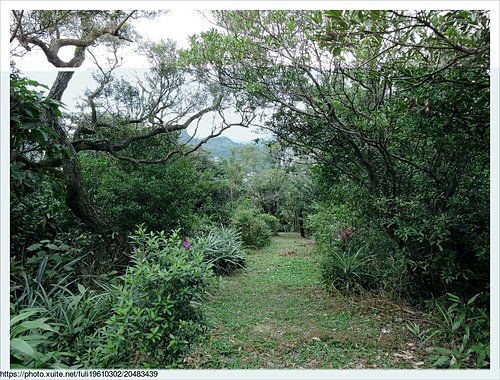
[
  {"xmin": 91, "ymin": 228, "xmax": 213, "ymax": 368},
  {"xmin": 9, "ymin": 9, "xmax": 490, "ymax": 370},
  {"xmin": 196, "ymin": 226, "xmax": 246, "ymax": 275}
]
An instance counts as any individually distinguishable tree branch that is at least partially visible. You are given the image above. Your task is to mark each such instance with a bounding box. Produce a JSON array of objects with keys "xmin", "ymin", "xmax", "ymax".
[
  {"xmin": 16, "ymin": 11, "xmax": 137, "ymax": 68},
  {"xmin": 106, "ymin": 117, "xmax": 245, "ymax": 165},
  {"xmin": 10, "ymin": 10, "xmax": 24, "ymax": 43},
  {"xmin": 11, "ymin": 151, "xmax": 64, "ymax": 179},
  {"xmin": 72, "ymin": 95, "xmax": 224, "ymax": 153}
]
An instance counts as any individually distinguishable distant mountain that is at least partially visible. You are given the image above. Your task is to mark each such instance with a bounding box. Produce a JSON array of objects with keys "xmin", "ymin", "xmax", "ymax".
[
  {"xmin": 179, "ymin": 130, "xmax": 242, "ymax": 159},
  {"xmin": 198, "ymin": 136, "xmax": 242, "ymax": 159}
]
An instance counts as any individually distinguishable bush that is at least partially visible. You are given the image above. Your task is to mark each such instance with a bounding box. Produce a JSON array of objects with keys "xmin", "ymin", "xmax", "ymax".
[
  {"xmin": 262, "ymin": 214, "xmax": 280, "ymax": 235},
  {"xmin": 10, "ymin": 288, "xmax": 116, "ymax": 369},
  {"xmin": 321, "ymin": 245, "xmax": 376, "ymax": 292},
  {"xmin": 10, "ymin": 175, "xmax": 75, "ymax": 263},
  {"xmin": 319, "ymin": 225, "xmax": 411, "ymax": 296},
  {"xmin": 10, "ymin": 254, "xmax": 115, "ymax": 369},
  {"xmin": 10, "ymin": 305, "xmax": 67, "ymax": 369},
  {"xmin": 80, "ymin": 150, "xmax": 225, "ymax": 237},
  {"xmin": 196, "ymin": 226, "xmax": 245, "ymax": 275},
  {"xmin": 230, "ymin": 205, "xmax": 273, "ymax": 248},
  {"xmin": 94, "ymin": 227, "xmax": 213, "ymax": 368},
  {"xmin": 307, "ymin": 199, "xmax": 414, "ymax": 297},
  {"xmin": 407, "ymin": 293, "xmax": 490, "ymax": 368},
  {"xmin": 11, "ymin": 302, "xmax": 111, "ymax": 370},
  {"xmin": 306, "ymin": 202, "xmax": 353, "ymax": 247}
]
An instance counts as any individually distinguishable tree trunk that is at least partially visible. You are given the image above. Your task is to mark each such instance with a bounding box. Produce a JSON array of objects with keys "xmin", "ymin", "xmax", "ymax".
[
  {"xmin": 63, "ymin": 155, "xmax": 114, "ymax": 234},
  {"xmin": 299, "ymin": 211, "xmax": 305, "ymax": 238},
  {"xmin": 46, "ymin": 72, "xmax": 114, "ymax": 234}
]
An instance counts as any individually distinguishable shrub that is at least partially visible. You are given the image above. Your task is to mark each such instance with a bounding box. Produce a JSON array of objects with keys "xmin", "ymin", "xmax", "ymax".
[
  {"xmin": 10, "ymin": 178, "xmax": 74, "ymax": 263},
  {"xmin": 262, "ymin": 213, "xmax": 280, "ymax": 235},
  {"xmin": 230, "ymin": 205, "xmax": 273, "ymax": 248},
  {"xmin": 306, "ymin": 201, "xmax": 357, "ymax": 247},
  {"xmin": 197, "ymin": 226, "xmax": 245, "ymax": 275},
  {"xmin": 11, "ymin": 251, "xmax": 116, "ymax": 369},
  {"xmin": 80, "ymin": 151, "xmax": 224, "ymax": 237},
  {"xmin": 407, "ymin": 293, "xmax": 490, "ymax": 368},
  {"xmin": 321, "ymin": 246, "xmax": 376, "ymax": 292},
  {"xmin": 10, "ymin": 305, "xmax": 69, "ymax": 369},
  {"xmin": 94, "ymin": 227, "xmax": 213, "ymax": 368},
  {"xmin": 307, "ymin": 199, "xmax": 411, "ymax": 297},
  {"xmin": 427, "ymin": 293, "xmax": 489, "ymax": 368}
]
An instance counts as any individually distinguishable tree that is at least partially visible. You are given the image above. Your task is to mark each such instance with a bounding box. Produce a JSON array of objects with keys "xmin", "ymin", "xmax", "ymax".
[
  {"xmin": 10, "ymin": 10, "xmax": 253, "ymax": 235},
  {"xmin": 10, "ymin": 75, "xmax": 76, "ymax": 261},
  {"xmin": 80, "ymin": 144, "xmax": 226, "ymax": 235},
  {"xmin": 249, "ymin": 168, "xmax": 288, "ymax": 216},
  {"xmin": 184, "ymin": 10, "xmax": 488, "ymax": 199},
  {"xmin": 182, "ymin": 10, "xmax": 489, "ymax": 300}
]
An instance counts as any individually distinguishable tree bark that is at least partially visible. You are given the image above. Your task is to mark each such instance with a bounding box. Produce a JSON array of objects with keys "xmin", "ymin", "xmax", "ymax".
[
  {"xmin": 63, "ymin": 154, "xmax": 113, "ymax": 234},
  {"xmin": 46, "ymin": 72, "xmax": 114, "ymax": 234},
  {"xmin": 299, "ymin": 211, "xmax": 305, "ymax": 238}
]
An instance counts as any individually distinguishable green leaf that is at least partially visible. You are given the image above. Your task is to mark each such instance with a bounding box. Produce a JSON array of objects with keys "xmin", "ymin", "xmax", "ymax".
[
  {"xmin": 77, "ymin": 284, "xmax": 86, "ymax": 295},
  {"xmin": 26, "ymin": 80, "xmax": 48, "ymax": 89},
  {"xmin": 19, "ymin": 320, "xmax": 57, "ymax": 332},
  {"xmin": 331, "ymin": 47, "xmax": 342, "ymax": 56},
  {"xmin": 11, "ymin": 309, "xmax": 44, "ymax": 326},
  {"xmin": 450, "ymin": 361, "xmax": 461, "ymax": 369},
  {"xmin": 326, "ymin": 10, "xmax": 343, "ymax": 20},
  {"xmin": 10, "ymin": 338, "xmax": 36, "ymax": 358},
  {"xmin": 431, "ymin": 346, "xmax": 454, "ymax": 355},
  {"xmin": 451, "ymin": 314, "xmax": 465, "ymax": 332},
  {"xmin": 310, "ymin": 11, "xmax": 322, "ymax": 25},
  {"xmin": 446, "ymin": 293, "xmax": 461, "ymax": 303},
  {"xmin": 432, "ymin": 355, "xmax": 450, "ymax": 367},
  {"xmin": 20, "ymin": 334, "xmax": 48, "ymax": 346},
  {"xmin": 26, "ymin": 243, "xmax": 42, "ymax": 252},
  {"xmin": 58, "ymin": 243, "xmax": 70, "ymax": 251},
  {"xmin": 10, "ymin": 364, "xmax": 27, "ymax": 369},
  {"xmin": 467, "ymin": 293, "xmax": 480, "ymax": 306}
]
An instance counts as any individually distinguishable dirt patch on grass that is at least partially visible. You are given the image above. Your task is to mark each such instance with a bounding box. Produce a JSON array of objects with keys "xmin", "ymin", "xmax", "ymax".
[
  {"xmin": 252, "ymin": 322, "xmax": 298, "ymax": 338},
  {"xmin": 252, "ymin": 323, "xmax": 278, "ymax": 334},
  {"xmin": 280, "ymin": 327, "xmax": 374, "ymax": 349},
  {"xmin": 280, "ymin": 250, "xmax": 308, "ymax": 257},
  {"xmin": 279, "ymin": 324, "xmax": 418, "ymax": 353}
]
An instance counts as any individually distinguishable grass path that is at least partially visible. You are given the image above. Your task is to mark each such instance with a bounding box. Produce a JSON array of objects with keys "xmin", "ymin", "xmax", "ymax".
[{"xmin": 185, "ymin": 233, "xmax": 428, "ymax": 369}]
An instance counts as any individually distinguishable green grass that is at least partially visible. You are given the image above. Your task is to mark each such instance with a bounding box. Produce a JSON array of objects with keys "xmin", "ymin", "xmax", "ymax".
[{"xmin": 185, "ymin": 233, "xmax": 429, "ymax": 369}]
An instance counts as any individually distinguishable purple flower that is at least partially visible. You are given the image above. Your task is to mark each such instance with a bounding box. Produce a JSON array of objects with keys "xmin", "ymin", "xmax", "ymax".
[{"xmin": 182, "ymin": 240, "xmax": 192, "ymax": 249}]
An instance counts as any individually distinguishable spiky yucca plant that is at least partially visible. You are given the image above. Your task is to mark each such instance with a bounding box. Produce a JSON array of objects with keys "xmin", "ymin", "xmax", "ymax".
[{"xmin": 198, "ymin": 226, "xmax": 246, "ymax": 275}]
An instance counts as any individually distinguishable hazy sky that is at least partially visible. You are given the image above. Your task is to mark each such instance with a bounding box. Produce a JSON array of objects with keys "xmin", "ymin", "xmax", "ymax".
[{"xmin": 16, "ymin": 10, "xmax": 265, "ymax": 142}]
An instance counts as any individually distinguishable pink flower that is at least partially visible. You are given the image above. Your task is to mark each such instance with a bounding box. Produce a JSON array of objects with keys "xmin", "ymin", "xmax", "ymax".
[
  {"xmin": 182, "ymin": 240, "xmax": 191, "ymax": 249},
  {"xmin": 336, "ymin": 227, "xmax": 355, "ymax": 240}
]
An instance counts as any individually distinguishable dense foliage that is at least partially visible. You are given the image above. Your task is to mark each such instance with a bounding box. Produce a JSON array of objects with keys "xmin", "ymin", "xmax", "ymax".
[
  {"xmin": 183, "ymin": 8, "xmax": 489, "ymax": 300},
  {"xmin": 10, "ymin": 75, "xmax": 76, "ymax": 261},
  {"xmin": 92, "ymin": 228, "xmax": 213, "ymax": 368},
  {"xmin": 9, "ymin": 8, "xmax": 490, "ymax": 370},
  {"xmin": 230, "ymin": 203, "xmax": 275, "ymax": 248},
  {"xmin": 80, "ymin": 151, "xmax": 225, "ymax": 235}
]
